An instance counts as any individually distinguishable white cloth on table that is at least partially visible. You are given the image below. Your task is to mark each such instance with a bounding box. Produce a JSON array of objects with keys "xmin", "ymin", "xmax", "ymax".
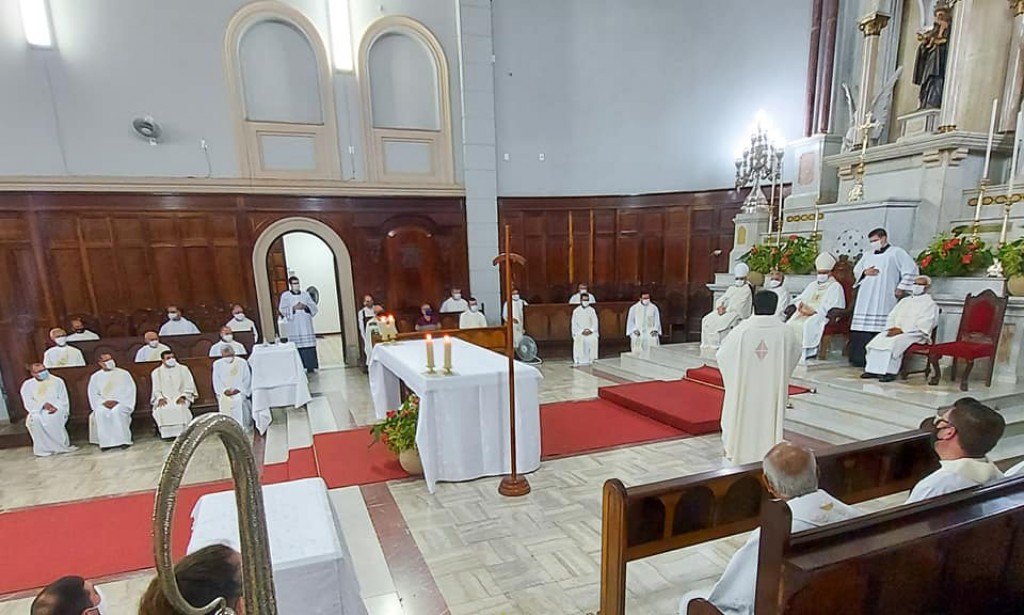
[
  {"xmin": 67, "ymin": 330, "xmax": 100, "ymax": 342},
  {"xmin": 906, "ymin": 457, "xmax": 1004, "ymax": 504},
  {"xmin": 701, "ymin": 284, "xmax": 753, "ymax": 349},
  {"xmin": 571, "ymin": 305, "xmax": 599, "ymax": 365},
  {"xmin": 188, "ymin": 478, "xmax": 367, "ymax": 615},
  {"xmin": 439, "ymin": 297, "xmax": 469, "ymax": 313},
  {"xmin": 87, "ymin": 368, "xmax": 135, "ymax": 448},
  {"xmin": 150, "ymin": 363, "xmax": 197, "ymax": 439},
  {"xmin": 20, "ymin": 376, "xmax": 75, "ymax": 457},
  {"xmin": 248, "ymin": 343, "xmax": 312, "ymax": 414},
  {"xmin": 787, "ymin": 278, "xmax": 845, "ymax": 358},
  {"xmin": 369, "ymin": 338, "xmax": 543, "ymax": 493},
  {"xmin": 278, "ymin": 290, "xmax": 318, "ymax": 348},
  {"xmin": 459, "ymin": 310, "xmax": 488, "ymax": 329},
  {"xmin": 208, "ymin": 340, "xmax": 248, "ymax": 358},
  {"xmin": 213, "ymin": 356, "xmax": 269, "ymax": 435},
  {"xmin": 43, "ymin": 345, "xmax": 85, "ymax": 369},
  {"xmin": 626, "ymin": 301, "xmax": 662, "ymax": 359},
  {"xmin": 225, "ymin": 316, "xmax": 259, "ymax": 342},
  {"xmin": 159, "ymin": 317, "xmax": 200, "ymax": 336},
  {"xmin": 503, "ymin": 298, "xmax": 528, "ymax": 345},
  {"xmin": 568, "ymin": 291, "xmax": 596, "ymax": 304},
  {"xmin": 865, "ymin": 294, "xmax": 939, "ymax": 375},
  {"xmin": 852, "ymin": 245, "xmax": 918, "ymax": 333},
  {"xmin": 135, "ymin": 343, "xmax": 170, "ymax": 363}
]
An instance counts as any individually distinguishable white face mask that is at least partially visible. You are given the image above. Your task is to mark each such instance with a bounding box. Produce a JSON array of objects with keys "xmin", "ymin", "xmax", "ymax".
[
  {"xmin": 233, "ymin": 313, "xmax": 245, "ymax": 321},
  {"xmin": 469, "ymin": 304, "xmax": 478, "ymax": 312},
  {"xmin": 579, "ymin": 288, "xmax": 587, "ymax": 295},
  {"xmin": 291, "ymin": 284, "xmax": 301, "ymax": 292},
  {"xmin": 512, "ymin": 294, "xmax": 520, "ymax": 301},
  {"xmin": 94, "ymin": 586, "xmax": 109, "ymax": 615},
  {"xmin": 164, "ymin": 358, "xmax": 177, "ymax": 368},
  {"xmin": 222, "ymin": 334, "xmax": 233, "ymax": 343},
  {"xmin": 641, "ymin": 298, "xmax": 650, "ymax": 305},
  {"xmin": 453, "ymin": 293, "xmax": 462, "ymax": 300},
  {"xmin": 870, "ymin": 239, "xmax": 882, "ymax": 251},
  {"xmin": 817, "ymin": 273, "xmax": 830, "ymax": 284},
  {"xmin": 102, "ymin": 359, "xmax": 115, "ymax": 370},
  {"xmin": 912, "ymin": 284, "xmax": 927, "ymax": 296},
  {"xmin": 148, "ymin": 340, "xmax": 160, "ymax": 348},
  {"xmin": 735, "ymin": 279, "xmax": 745, "ymax": 287},
  {"xmin": 766, "ymin": 279, "xmax": 782, "ymax": 289},
  {"xmin": 55, "ymin": 336, "xmax": 67, "ymax": 346},
  {"xmin": 581, "ymin": 300, "xmax": 591, "ymax": 307},
  {"xmin": 168, "ymin": 312, "xmax": 179, "ymax": 320}
]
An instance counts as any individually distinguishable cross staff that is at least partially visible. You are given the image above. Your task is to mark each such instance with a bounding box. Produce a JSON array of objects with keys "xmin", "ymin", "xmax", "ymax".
[
  {"xmin": 492, "ymin": 224, "xmax": 531, "ymax": 497},
  {"xmin": 848, "ymin": 111, "xmax": 879, "ymax": 203}
]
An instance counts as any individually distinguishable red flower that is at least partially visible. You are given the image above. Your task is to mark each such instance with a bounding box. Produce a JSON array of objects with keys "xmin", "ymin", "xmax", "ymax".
[
  {"xmin": 921, "ymin": 255, "xmax": 933, "ymax": 268},
  {"xmin": 789, "ymin": 235, "xmax": 798, "ymax": 240},
  {"xmin": 962, "ymin": 254, "xmax": 973, "ymax": 265},
  {"xmin": 781, "ymin": 256, "xmax": 790, "ymax": 265},
  {"xmin": 386, "ymin": 410, "xmax": 396, "ymax": 418}
]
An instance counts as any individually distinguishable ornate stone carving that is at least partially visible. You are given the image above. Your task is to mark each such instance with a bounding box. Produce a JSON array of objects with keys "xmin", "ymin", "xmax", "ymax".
[
  {"xmin": 1012, "ymin": 0, "xmax": 1024, "ymax": 17},
  {"xmin": 913, "ymin": 2, "xmax": 951, "ymax": 110},
  {"xmin": 858, "ymin": 12, "xmax": 892, "ymax": 37}
]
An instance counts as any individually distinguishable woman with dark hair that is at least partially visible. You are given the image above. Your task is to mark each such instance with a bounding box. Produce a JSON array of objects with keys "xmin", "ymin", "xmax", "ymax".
[{"xmin": 138, "ymin": 544, "xmax": 245, "ymax": 615}]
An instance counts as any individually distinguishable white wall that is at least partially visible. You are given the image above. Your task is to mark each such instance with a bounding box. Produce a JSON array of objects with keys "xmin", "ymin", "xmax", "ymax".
[
  {"xmin": 491, "ymin": 0, "xmax": 813, "ymax": 196},
  {"xmin": 283, "ymin": 232, "xmax": 342, "ymax": 334}
]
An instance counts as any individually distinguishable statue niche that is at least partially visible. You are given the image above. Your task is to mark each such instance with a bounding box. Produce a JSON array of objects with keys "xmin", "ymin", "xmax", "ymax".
[{"xmin": 913, "ymin": 2, "xmax": 951, "ymax": 110}]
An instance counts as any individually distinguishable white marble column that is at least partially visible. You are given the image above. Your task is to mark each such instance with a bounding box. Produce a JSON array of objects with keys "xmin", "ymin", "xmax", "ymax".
[
  {"xmin": 854, "ymin": 11, "xmax": 891, "ymax": 143},
  {"xmin": 999, "ymin": 0, "xmax": 1024, "ymax": 132}
]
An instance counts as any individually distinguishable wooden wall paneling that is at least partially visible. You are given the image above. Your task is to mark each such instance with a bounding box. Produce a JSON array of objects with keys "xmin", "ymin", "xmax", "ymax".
[
  {"xmin": 545, "ymin": 211, "xmax": 570, "ymax": 300},
  {"xmin": 592, "ymin": 210, "xmax": 617, "ymax": 295},
  {"xmin": 614, "ymin": 210, "xmax": 640, "ymax": 295},
  {"xmin": 384, "ymin": 227, "xmax": 441, "ymax": 311}
]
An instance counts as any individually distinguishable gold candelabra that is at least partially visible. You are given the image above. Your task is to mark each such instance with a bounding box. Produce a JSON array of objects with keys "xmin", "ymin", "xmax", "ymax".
[{"xmin": 848, "ymin": 112, "xmax": 879, "ymax": 203}]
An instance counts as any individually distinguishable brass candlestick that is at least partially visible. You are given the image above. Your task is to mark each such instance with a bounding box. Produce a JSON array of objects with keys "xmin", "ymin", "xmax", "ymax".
[{"xmin": 972, "ymin": 178, "xmax": 990, "ymax": 239}]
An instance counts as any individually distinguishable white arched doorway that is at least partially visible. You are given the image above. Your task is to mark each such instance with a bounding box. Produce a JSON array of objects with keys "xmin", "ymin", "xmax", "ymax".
[{"xmin": 252, "ymin": 218, "xmax": 359, "ymax": 364}]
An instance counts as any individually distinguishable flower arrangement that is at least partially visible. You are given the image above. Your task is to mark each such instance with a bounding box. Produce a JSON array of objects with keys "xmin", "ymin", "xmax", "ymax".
[
  {"xmin": 916, "ymin": 232, "xmax": 994, "ymax": 277},
  {"xmin": 742, "ymin": 235, "xmax": 818, "ymax": 274},
  {"xmin": 369, "ymin": 394, "xmax": 419, "ymax": 454},
  {"xmin": 998, "ymin": 238, "xmax": 1024, "ymax": 279}
]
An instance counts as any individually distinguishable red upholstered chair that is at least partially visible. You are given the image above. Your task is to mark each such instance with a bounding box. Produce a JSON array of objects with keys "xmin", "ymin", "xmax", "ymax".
[
  {"xmin": 899, "ymin": 309, "xmax": 941, "ymax": 381},
  {"xmin": 818, "ymin": 257, "xmax": 856, "ymax": 360},
  {"xmin": 926, "ymin": 290, "xmax": 1008, "ymax": 391}
]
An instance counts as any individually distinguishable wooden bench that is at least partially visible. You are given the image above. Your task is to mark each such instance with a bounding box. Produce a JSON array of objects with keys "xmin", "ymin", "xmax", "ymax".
[
  {"xmin": 688, "ymin": 475, "xmax": 1024, "ymax": 614},
  {"xmin": 373, "ymin": 326, "xmax": 508, "ymax": 354},
  {"xmin": 524, "ymin": 301, "xmax": 641, "ymax": 356},
  {"xmin": 599, "ymin": 431, "xmax": 938, "ymax": 615},
  {"xmin": 69, "ymin": 331, "xmax": 255, "ymax": 366}
]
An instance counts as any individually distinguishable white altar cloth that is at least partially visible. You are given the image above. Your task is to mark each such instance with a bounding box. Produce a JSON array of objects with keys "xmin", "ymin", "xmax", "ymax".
[
  {"xmin": 248, "ymin": 343, "xmax": 312, "ymax": 414},
  {"xmin": 369, "ymin": 337, "xmax": 543, "ymax": 492},
  {"xmin": 188, "ymin": 478, "xmax": 366, "ymax": 615}
]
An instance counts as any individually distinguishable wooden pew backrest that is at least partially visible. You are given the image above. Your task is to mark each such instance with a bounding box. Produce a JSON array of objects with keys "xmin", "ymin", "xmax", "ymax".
[
  {"xmin": 70, "ymin": 331, "xmax": 254, "ymax": 366},
  {"xmin": 373, "ymin": 326, "xmax": 508, "ymax": 354}
]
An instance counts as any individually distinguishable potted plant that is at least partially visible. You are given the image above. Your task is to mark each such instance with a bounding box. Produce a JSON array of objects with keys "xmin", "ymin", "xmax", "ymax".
[
  {"xmin": 916, "ymin": 231, "xmax": 994, "ymax": 278},
  {"xmin": 741, "ymin": 235, "xmax": 819, "ymax": 284},
  {"xmin": 369, "ymin": 394, "xmax": 422, "ymax": 475},
  {"xmin": 998, "ymin": 238, "xmax": 1024, "ymax": 296}
]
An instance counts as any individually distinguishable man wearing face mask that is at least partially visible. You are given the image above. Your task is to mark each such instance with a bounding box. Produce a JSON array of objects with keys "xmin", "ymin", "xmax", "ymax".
[
  {"xmin": 503, "ymin": 287, "xmax": 529, "ymax": 345},
  {"xmin": 626, "ymin": 292, "xmax": 662, "ymax": 359},
  {"xmin": 31, "ymin": 575, "xmax": 106, "ymax": 615},
  {"xmin": 440, "ymin": 287, "xmax": 470, "ymax": 313},
  {"xmin": 849, "ymin": 228, "xmax": 918, "ymax": 368},
  {"xmin": 787, "ymin": 253, "xmax": 846, "ymax": 361},
  {"xmin": 135, "ymin": 331, "xmax": 171, "ymax": 363},
  {"xmin": 571, "ymin": 293, "xmax": 600, "ymax": 365},
  {"xmin": 278, "ymin": 276, "xmax": 320, "ymax": 372},
  {"xmin": 87, "ymin": 353, "xmax": 135, "ymax": 450},
  {"xmin": 150, "ymin": 351, "xmax": 197, "ymax": 439},
  {"xmin": 159, "ymin": 305, "xmax": 200, "ymax": 336},
  {"xmin": 764, "ymin": 270, "xmax": 791, "ymax": 321},
  {"xmin": 224, "ymin": 304, "xmax": 259, "ymax": 343},
  {"xmin": 700, "ymin": 263, "xmax": 753, "ymax": 350},
  {"xmin": 415, "ymin": 304, "xmax": 441, "ymax": 331},
  {"xmin": 20, "ymin": 363, "xmax": 77, "ymax": 457},
  {"xmin": 358, "ymin": 294, "xmax": 377, "ymax": 348},
  {"xmin": 213, "ymin": 345, "xmax": 266, "ymax": 434},
  {"xmin": 208, "ymin": 326, "xmax": 248, "ymax": 358},
  {"xmin": 66, "ymin": 317, "xmax": 100, "ymax": 342},
  {"xmin": 862, "ymin": 275, "xmax": 939, "ymax": 382},
  {"xmin": 459, "ymin": 297, "xmax": 489, "ymax": 329},
  {"xmin": 908, "ymin": 398, "xmax": 1005, "ymax": 503},
  {"xmin": 568, "ymin": 283, "xmax": 597, "ymax": 305},
  {"xmin": 42, "ymin": 327, "xmax": 86, "ymax": 369}
]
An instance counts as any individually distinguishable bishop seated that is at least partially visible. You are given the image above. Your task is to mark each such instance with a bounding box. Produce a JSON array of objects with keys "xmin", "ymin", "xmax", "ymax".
[
  {"xmin": 700, "ymin": 263, "xmax": 753, "ymax": 350},
  {"xmin": 786, "ymin": 252, "xmax": 845, "ymax": 361},
  {"xmin": 861, "ymin": 275, "xmax": 939, "ymax": 382},
  {"xmin": 43, "ymin": 327, "xmax": 86, "ymax": 369}
]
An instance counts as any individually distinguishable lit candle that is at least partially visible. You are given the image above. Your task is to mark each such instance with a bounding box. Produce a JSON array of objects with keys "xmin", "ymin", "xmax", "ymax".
[
  {"xmin": 425, "ymin": 334, "xmax": 435, "ymax": 370},
  {"xmin": 443, "ymin": 335, "xmax": 452, "ymax": 371},
  {"xmin": 982, "ymin": 98, "xmax": 999, "ymax": 181}
]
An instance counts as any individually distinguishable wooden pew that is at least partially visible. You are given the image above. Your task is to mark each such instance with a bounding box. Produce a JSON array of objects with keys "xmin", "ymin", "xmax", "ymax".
[
  {"xmin": 69, "ymin": 331, "xmax": 255, "ymax": 366},
  {"xmin": 600, "ymin": 431, "xmax": 938, "ymax": 615},
  {"xmin": 524, "ymin": 301, "xmax": 641, "ymax": 356},
  {"xmin": 373, "ymin": 326, "xmax": 508, "ymax": 354}
]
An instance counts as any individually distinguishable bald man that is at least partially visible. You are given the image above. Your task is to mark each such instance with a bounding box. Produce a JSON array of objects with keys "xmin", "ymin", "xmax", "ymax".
[
  {"xmin": 208, "ymin": 326, "xmax": 247, "ymax": 358},
  {"xmin": 679, "ymin": 442, "xmax": 860, "ymax": 615},
  {"xmin": 66, "ymin": 318, "xmax": 100, "ymax": 342},
  {"xmin": 135, "ymin": 331, "xmax": 171, "ymax": 363},
  {"xmin": 224, "ymin": 303, "xmax": 259, "ymax": 342},
  {"xmin": 42, "ymin": 327, "xmax": 86, "ymax": 369},
  {"xmin": 20, "ymin": 363, "xmax": 76, "ymax": 457}
]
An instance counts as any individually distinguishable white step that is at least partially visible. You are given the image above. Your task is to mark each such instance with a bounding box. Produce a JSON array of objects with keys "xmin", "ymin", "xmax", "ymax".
[
  {"xmin": 592, "ymin": 358, "xmax": 655, "ymax": 383},
  {"xmin": 263, "ymin": 407, "xmax": 290, "ymax": 465},
  {"xmin": 784, "ymin": 403, "xmax": 894, "ymax": 444},
  {"xmin": 618, "ymin": 354, "xmax": 686, "ymax": 381},
  {"xmin": 286, "ymin": 405, "xmax": 314, "ymax": 450},
  {"xmin": 991, "ymin": 433, "xmax": 1024, "ymax": 465}
]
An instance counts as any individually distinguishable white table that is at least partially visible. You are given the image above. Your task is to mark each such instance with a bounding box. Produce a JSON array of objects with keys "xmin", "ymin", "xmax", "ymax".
[
  {"xmin": 248, "ymin": 342, "xmax": 312, "ymax": 414},
  {"xmin": 369, "ymin": 337, "xmax": 543, "ymax": 492},
  {"xmin": 188, "ymin": 478, "xmax": 367, "ymax": 615}
]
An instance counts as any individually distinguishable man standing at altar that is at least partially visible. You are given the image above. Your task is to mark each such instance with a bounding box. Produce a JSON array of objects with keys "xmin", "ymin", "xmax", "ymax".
[
  {"xmin": 42, "ymin": 327, "xmax": 86, "ymax": 369},
  {"xmin": 862, "ymin": 275, "xmax": 939, "ymax": 382},
  {"xmin": 717, "ymin": 291, "xmax": 801, "ymax": 465},
  {"xmin": 700, "ymin": 263, "xmax": 753, "ymax": 349},
  {"xmin": 849, "ymin": 228, "xmax": 918, "ymax": 368},
  {"xmin": 20, "ymin": 363, "xmax": 77, "ymax": 457},
  {"xmin": 150, "ymin": 350, "xmax": 197, "ymax": 439},
  {"xmin": 787, "ymin": 253, "xmax": 846, "ymax": 361},
  {"xmin": 503, "ymin": 287, "xmax": 528, "ymax": 345},
  {"xmin": 87, "ymin": 352, "xmax": 135, "ymax": 449},
  {"xmin": 571, "ymin": 293, "xmax": 599, "ymax": 365},
  {"xmin": 278, "ymin": 276, "xmax": 319, "ymax": 373},
  {"xmin": 626, "ymin": 291, "xmax": 661, "ymax": 359}
]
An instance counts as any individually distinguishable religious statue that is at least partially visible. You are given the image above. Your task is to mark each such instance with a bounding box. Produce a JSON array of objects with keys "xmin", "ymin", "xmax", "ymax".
[
  {"xmin": 840, "ymin": 67, "xmax": 903, "ymax": 151},
  {"xmin": 913, "ymin": 1, "xmax": 951, "ymax": 110}
]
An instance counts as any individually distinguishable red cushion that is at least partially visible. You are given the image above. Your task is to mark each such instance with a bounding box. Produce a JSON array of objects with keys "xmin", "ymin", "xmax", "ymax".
[
  {"xmin": 928, "ymin": 341, "xmax": 994, "ymax": 359},
  {"xmin": 964, "ymin": 301, "xmax": 996, "ymax": 335},
  {"xmin": 906, "ymin": 343, "xmax": 931, "ymax": 355}
]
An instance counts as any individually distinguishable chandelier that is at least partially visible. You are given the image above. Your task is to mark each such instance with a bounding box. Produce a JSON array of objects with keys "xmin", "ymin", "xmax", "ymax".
[{"xmin": 735, "ymin": 113, "xmax": 785, "ymax": 214}]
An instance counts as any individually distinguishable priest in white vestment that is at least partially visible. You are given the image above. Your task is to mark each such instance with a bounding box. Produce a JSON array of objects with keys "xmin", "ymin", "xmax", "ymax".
[
  {"xmin": 150, "ymin": 351, "xmax": 197, "ymax": 439},
  {"xmin": 862, "ymin": 275, "xmax": 939, "ymax": 381},
  {"xmin": 159, "ymin": 306, "xmax": 200, "ymax": 336},
  {"xmin": 907, "ymin": 399, "xmax": 1005, "ymax": 503},
  {"xmin": 135, "ymin": 331, "xmax": 171, "ymax": 363},
  {"xmin": 571, "ymin": 293, "xmax": 599, "ymax": 365},
  {"xmin": 626, "ymin": 292, "xmax": 662, "ymax": 359},
  {"xmin": 43, "ymin": 328, "xmax": 86, "ymax": 369},
  {"xmin": 503, "ymin": 287, "xmax": 528, "ymax": 345},
  {"xmin": 87, "ymin": 353, "xmax": 135, "ymax": 449},
  {"xmin": 849, "ymin": 228, "xmax": 918, "ymax": 367},
  {"xmin": 764, "ymin": 270, "xmax": 791, "ymax": 320},
  {"xmin": 679, "ymin": 442, "xmax": 859, "ymax": 615},
  {"xmin": 67, "ymin": 317, "xmax": 100, "ymax": 342},
  {"xmin": 439, "ymin": 287, "xmax": 470, "ymax": 313},
  {"xmin": 787, "ymin": 253, "xmax": 846, "ymax": 361},
  {"xmin": 20, "ymin": 363, "xmax": 77, "ymax": 457},
  {"xmin": 358, "ymin": 295, "xmax": 376, "ymax": 350},
  {"xmin": 225, "ymin": 304, "xmax": 258, "ymax": 342},
  {"xmin": 213, "ymin": 346, "xmax": 268, "ymax": 435},
  {"xmin": 568, "ymin": 283, "xmax": 596, "ymax": 304},
  {"xmin": 459, "ymin": 298, "xmax": 489, "ymax": 329},
  {"xmin": 278, "ymin": 276, "xmax": 319, "ymax": 372},
  {"xmin": 364, "ymin": 305, "xmax": 385, "ymax": 364},
  {"xmin": 700, "ymin": 264, "xmax": 753, "ymax": 349},
  {"xmin": 209, "ymin": 326, "xmax": 247, "ymax": 358},
  {"xmin": 717, "ymin": 291, "xmax": 802, "ymax": 465}
]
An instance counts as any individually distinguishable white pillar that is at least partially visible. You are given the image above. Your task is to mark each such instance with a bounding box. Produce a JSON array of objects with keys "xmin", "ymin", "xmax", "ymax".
[{"xmin": 999, "ymin": 0, "xmax": 1024, "ymax": 132}]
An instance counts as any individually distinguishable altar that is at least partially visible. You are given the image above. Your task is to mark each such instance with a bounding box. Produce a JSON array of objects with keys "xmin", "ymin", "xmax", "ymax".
[{"xmin": 368, "ymin": 337, "xmax": 542, "ymax": 492}]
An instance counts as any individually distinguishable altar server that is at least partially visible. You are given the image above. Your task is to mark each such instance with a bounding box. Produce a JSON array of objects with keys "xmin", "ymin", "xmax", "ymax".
[
  {"xmin": 87, "ymin": 353, "xmax": 135, "ymax": 449},
  {"xmin": 278, "ymin": 276, "xmax": 319, "ymax": 372},
  {"xmin": 150, "ymin": 351, "xmax": 197, "ymax": 439},
  {"xmin": 159, "ymin": 305, "xmax": 200, "ymax": 336},
  {"xmin": 20, "ymin": 363, "xmax": 76, "ymax": 457},
  {"xmin": 862, "ymin": 275, "xmax": 939, "ymax": 381},
  {"xmin": 213, "ymin": 346, "xmax": 267, "ymax": 434},
  {"xmin": 225, "ymin": 304, "xmax": 258, "ymax": 342},
  {"xmin": 440, "ymin": 287, "xmax": 470, "ymax": 313},
  {"xmin": 568, "ymin": 283, "xmax": 596, "ymax": 304},
  {"xmin": 503, "ymin": 287, "xmax": 528, "ymax": 345},
  {"xmin": 907, "ymin": 398, "xmax": 1005, "ymax": 504},
  {"xmin": 765, "ymin": 270, "xmax": 792, "ymax": 320},
  {"xmin": 67, "ymin": 317, "xmax": 100, "ymax": 342},
  {"xmin": 787, "ymin": 253, "xmax": 846, "ymax": 361},
  {"xmin": 571, "ymin": 293, "xmax": 599, "ymax": 365},
  {"xmin": 209, "ymin": 326, "xmax": 247, "ymax": 358},
  {"xmin": 358, "ymin": 295, "xmax": 376, "ymax": 345},
  {"xmin": 679, "ymin": 443, "xmax": 859, "ymax": 615},
  {"xmin": 626, "ymin": 292, "xmax": 662, "ymax": 359},
  {"xmin": 135, "ymin": 331, "xmax": 171, "ymax": 363},
  {"xmin": 459, "ymin": 297, "xmax": 488, "ymax": 329},
  {"xmin": 700, "ymin": 263, "xmax": 753, "ymax": 349},
  {"xmin": 42, "ymin": 327, "xmax": 86, "ymax": 369},
  {"xmin": 849, "ymin": 228, "xmax": 918, "ymax": 367},
  {"xmin": 717, "ymin": 291, "xmax": 801, "ymax": 465},
  {"xmin": 364, "ymin": 305, "xmax": 385, "ymax": 363}
]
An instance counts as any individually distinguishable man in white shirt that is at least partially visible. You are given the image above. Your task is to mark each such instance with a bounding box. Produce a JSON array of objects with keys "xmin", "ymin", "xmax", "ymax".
[
  {"xmin": 700, "ymin": 264, "xmax": 753, "ymax": 350},
  {"xmin": 20, "ymin": 363, "xmax": 77, "ymax": 457},
  {"xmin": 440, "ymin": 287, "xmax": 470, "ymax": 313},
  {"xmin": 862, "ymin": 275, "xmax": 939, "ymax": 382},
  {"xmin": 42, "ymin": 327, "xmax": 86, "ymax": 369},
  {"xmin": 358, "ymin": 295, "xmax": 376, "ymax": 346},
  {"xmin": 87, "ymin": 353, "xmax": 135, "ymax": 450},
  {"xmin": 571, "ymin": 293, "xmax": 599, "ymax": 366},
  {"xmin": 849, "ymin": 228, "xmax": 918, "ymax": 368},
  {"xmin": 679, "ymin": 442, "xmax": 859, "ymax": 615},
  {"xmin": 764, "ymin": 270, "xmax": 791, "ymax": 320},
  {"xmin": 787, "ymin": 253, "xmax": 846, "ymax": 361},
  {"xmin": 278, "ymin": 276, "xmax": 319, "ymax": 372},
  {"xmin": 135, "ymin": 331, "xmax": 171, "ymax": 363},
  {"xmin": 67, "ymin": 317, "xmax": 100, "ymax": 342},
  {"xmin": 503, "ymin": 287, "xmax": 528, "ymax": 345},
  {"xmin": 159, "ymin": 305, "xmax": 200, "ymax": 336},
  {"xmin": 224, "ymin": 304, "xmax": 258, "ymax": 342},
  {"xmin": 626, "ymin": 292, "xmax": 662, "ymax": 359},
  {"xmin": 209, "ymin": 326, "xmax": 247, "ymax": 358},
  {"xmin": 213, "ymin": 345, "xmax": 267, "ymax": 434},
  {"xmin": 568, "ymin": 283, "xmax": 596, "ymax": 304},
  {"xmin": 459, "ymin": 297, "xmax": 489, "ymax": 329},
  {"xmin": 150, "ymin": 351, "xmax": 197, "ymax": 439},
  {"xmin": 907, "ymin": 398, "xmax": 1006, "ymax": 503}
]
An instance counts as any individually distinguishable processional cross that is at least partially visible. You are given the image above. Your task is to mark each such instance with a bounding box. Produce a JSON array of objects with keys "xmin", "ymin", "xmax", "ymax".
[
  {"xmin": 848, "ymin": 112, "xmax": 880, "ymax": 203},
  {"xmin": 492, "ymin": 224, "xmax": 531, "ymax": 497}
]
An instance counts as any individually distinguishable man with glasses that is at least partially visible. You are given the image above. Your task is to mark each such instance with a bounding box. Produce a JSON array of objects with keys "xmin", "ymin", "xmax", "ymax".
[{"xmin": 908, "ymin": 397, "xmax": 1006, "ymax": 503}]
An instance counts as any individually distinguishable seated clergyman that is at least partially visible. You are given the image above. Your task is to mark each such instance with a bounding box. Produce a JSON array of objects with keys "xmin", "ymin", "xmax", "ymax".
[
  {"xmin": 159, "ymin": 305, "xmax": 200, "ymax": 336},
  {"xmin": 208, "ymin": 326, "xmax": 248, "ymax": 358},
  {"xmin": 135, "ymin": 330, "xmax": 171, "ymax": 363},
  {"xmin": 459, "ymin": 297, "xmax": 488, "ymax": 329},
  {"xmin": 42, "ymin": 327, "xmax": 86, "ymax": 369},
  {"xmin": 66, "ymin": 317, "xmax": 100, "ymax": 342},
  {"xmin": 87, "ymin": 352, "xmax": 136, "ymax": 450},
  {"xmin": 439, "ymin": 287, "xmax": 470, "ymax": 313},
  {"xmin": 786, "ymin": 252, "xmax": 845, "ymax": 361},
  {"xmin": 861, "ymin": 275, "xmax": 939, "ymax": 382},
  {"xmin": 150, "ymin": 350, "xmax": 197, "ymax": 440},
  {"xmin": 20, "ymin": 363, "xmax": 77, "ymax": 457},
  {"xmin": 700, "ymin": 263, "xmax": 753, "ymax": 350}
]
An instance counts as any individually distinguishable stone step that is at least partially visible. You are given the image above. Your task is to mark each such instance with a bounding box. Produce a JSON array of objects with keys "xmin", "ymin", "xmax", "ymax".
[
  {"xmin": 592, "ymin": 358, "xmax": 654, "ymax": 383},
  {"xmin": 784, "ymin": 402, "xmax": 895, "ymax": 444},
  {"xmin": 991, "ymin": 433, "xmax": 1024, "ymax": 465},
  {"xmin": 618, "ymin": 354, "xmax": 686, "ymax": 381},
  {"xmin": 795, "ymin": 386, "xmax": 937, "ymax": 431},
  {"xmin": 263, "ymin": 407, "xmax": 291, "ymax": 465}
]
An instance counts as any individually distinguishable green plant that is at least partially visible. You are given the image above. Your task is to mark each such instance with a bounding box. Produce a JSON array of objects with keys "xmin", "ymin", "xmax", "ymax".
[
  {"xmin": 998, "ymin": 238, "xmax": 1024, "ymax": 278},
  {"xmin": 369, "ymin": 394, "xmax": 419, "ymax": 454},
  {"xmin": 916, "ymin": 231, "xmax": 994, "ymax": 277},
  {"xmin": 741, "ymin": 235, "xmax": 818, "ymax": 275}
]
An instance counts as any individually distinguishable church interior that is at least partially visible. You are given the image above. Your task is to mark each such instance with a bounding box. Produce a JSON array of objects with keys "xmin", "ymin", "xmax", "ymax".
[{"xmin": 3, "ymin": 0, "xmax": 1024, "ymax": 613}]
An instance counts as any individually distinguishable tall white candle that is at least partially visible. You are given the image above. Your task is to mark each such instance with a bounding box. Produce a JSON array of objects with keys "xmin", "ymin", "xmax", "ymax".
[
  {"xmin": 982, "ymin": 98, "xmax": 999, "ymax": 181},
  {"xmin": 1009, "ymin": 109, "xmax": 1022, "ymax": 198},
  {"xmin": 425, "ymin": 334, "xmax": 435, "ymax": 369}
]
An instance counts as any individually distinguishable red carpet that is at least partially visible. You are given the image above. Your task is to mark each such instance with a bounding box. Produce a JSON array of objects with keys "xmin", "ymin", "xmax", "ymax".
[
  {"xmin": 685, "ymin": 365, "xmax": 811, "ymax": 395},
  {"xmin": 540, "ymin": 399, "xmax": 686, "ymax": 458},
  {"xmin": 312, "ymin": 429, "xmax": 410, "ymax": 489},
  {"xmin": 598, "ymin": 379, "xmax": 724, "ymax": 434}
]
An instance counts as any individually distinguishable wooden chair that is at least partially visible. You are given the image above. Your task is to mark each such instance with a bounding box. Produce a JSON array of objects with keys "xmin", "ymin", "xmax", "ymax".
[
  {"xmin": 926, "ymin": 290, "xmax": 1007, "ymax": 391},
  {"xmin": 899, "ymin": 311, "xmax": 941, "ymax": 381},
  {"xmin": 818, "ymin": 256, "xmax": 856, "ymax": 359}
]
